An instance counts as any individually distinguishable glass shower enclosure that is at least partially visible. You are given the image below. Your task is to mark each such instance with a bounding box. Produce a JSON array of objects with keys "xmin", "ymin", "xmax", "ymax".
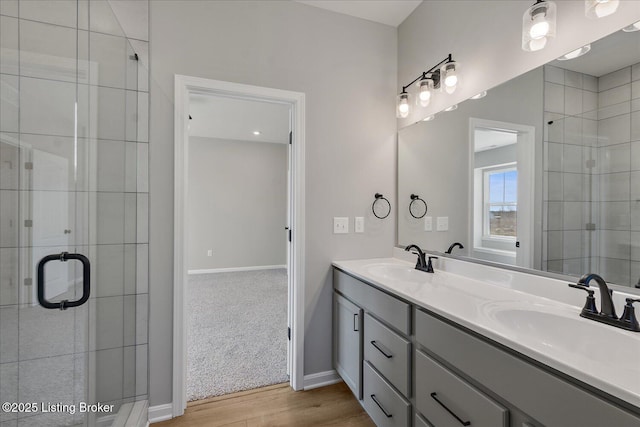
[{"xmin": 0, "ymin": 1, "xmax": 149, "ymax": 425}]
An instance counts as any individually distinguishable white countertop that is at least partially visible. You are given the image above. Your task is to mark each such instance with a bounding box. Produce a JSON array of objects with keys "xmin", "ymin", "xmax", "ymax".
[{"xmin": 332, "ymin": 256, "xmax": 640, "ymax": 410}]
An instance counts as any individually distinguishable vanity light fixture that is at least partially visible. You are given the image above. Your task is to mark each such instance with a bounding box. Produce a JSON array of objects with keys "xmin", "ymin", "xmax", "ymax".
[
  {"xmin": 585, "ymin": 0, "xmax": 619, "ymax": 19},
  {"xmin": 470, "ymin": 91, "xmax": 487, "ymax": 100},
  {"xmin": 557, "ymin": 44, "xmax": 591, "ymax": 60},
  {"xmin": 623, "ymin": 20, "xmax": 640, "ymax": 32},
  {"xmin": 396, "ymin": 54, "xmax": 458, "ymax": 119},
  {"xmin": 444, "ymin": 104, "xmax": 458, "ymax": 112},
  {"xmin": 522, "ymin": 0, "xmax": 556, "ymax": 52}
]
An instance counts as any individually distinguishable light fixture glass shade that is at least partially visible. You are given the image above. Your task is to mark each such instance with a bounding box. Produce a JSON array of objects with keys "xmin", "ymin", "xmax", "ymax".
[
  {"xmin": 623, "ymin": 21, "xmax": 640, "ymax": 32},
  {"xmin": 522, "ymin": 1, "xmax": 556, "ymax": 52},
  {"xmin": 440, "ymin": 62, "xmax": 459, "ymax": 94},
  {"xmin": 397, "ymin": 92, "xmax": 411, "ymax": 118},
  {"xmin": 416, "ymin": 78, "xmax": 434, "ymax": 107},
  {"xmin": 557, "ymin": 44, "xmax": 591, "ymax": 60},
  {"xmin": 585, "ymin": 0, "xmax": 619, "ymax": 18}
]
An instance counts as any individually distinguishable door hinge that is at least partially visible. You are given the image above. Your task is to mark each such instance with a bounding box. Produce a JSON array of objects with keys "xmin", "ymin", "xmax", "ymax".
[
  {"xmin": 24, "ymin": 162, "xmax": 33, "ymax": 170},
  {"xmin": 288, "ymin": 327, "xmax": 291, "ymax": 340},
  {"xmin": 289, "ymin": 131, "xmax": 292, "ymax": 145},
  {"xmin": 288, "ymin": 229, "xmax": 292, "ymax": 242}
]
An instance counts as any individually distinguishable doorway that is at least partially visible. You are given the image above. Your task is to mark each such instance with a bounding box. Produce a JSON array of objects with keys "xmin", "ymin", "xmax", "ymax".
[
  {"xmin": 469, "ymin": 118, "xmax": 535, "ymax": 268},
  {"xmin": 173, "ymin": 76, "xmax": 305, "ymax": 416}
]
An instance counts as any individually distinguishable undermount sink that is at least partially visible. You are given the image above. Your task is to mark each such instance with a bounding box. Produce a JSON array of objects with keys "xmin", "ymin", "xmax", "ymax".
[
  {"xmin": 363, "ymin": 263, "xmax": 427, "ymax": 285},
  {"xmin": 484, "ymin": 302, "xmax": 640, "ymax": 368}
]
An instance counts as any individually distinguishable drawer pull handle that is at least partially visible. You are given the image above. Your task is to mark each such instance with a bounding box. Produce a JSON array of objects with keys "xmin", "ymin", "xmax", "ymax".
[
  {"xmin": 430, "ymin": 392, "xmax": 471, "ymax": 426},
  {"xmin": 354, "ymin": 313, "xmax": 359, "ymax": 331},
  {"xmin": 370, "ymin": 340, "xmax": 393, "ymax": 358},
  {"xmin": 370, "ymin": 394, "xmax": 392, "ymax": 418}
]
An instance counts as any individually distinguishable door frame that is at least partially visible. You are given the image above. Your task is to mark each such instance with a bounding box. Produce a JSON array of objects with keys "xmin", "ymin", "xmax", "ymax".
[
  {"xmin": 173, "ymin": 75, "xmax": 306, "ymax": 416},
  {"xmin": 468, "ymin": 117, "xmax": 535, "ymax": 268}
]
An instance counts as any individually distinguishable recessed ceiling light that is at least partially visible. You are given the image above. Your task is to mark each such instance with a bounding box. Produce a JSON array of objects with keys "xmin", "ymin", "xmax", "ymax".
[
  {"xmin": 557, "ymin": 44, "xmax": 591, "ymax": 61},
  {"xmin": 444, "ymin": 104, "xmax": 458, "ymax": 112},
  {"xmin": 623, "ymin": 21, "xmax": 640, "ymax": 32},
  {"xmin": 470, "ymin": 91, "xmax": 487, "ymax": 100},
  {"xmin": 422, "ymin": 115, "xmax": 435, "ymax": 122},
  {"xmin": 253, "ymin": 131, "xmax": 261, "ymax": 135}
]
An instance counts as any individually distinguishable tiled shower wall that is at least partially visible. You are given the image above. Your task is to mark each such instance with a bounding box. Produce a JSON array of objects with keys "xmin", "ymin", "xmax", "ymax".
[
  {"xmin": 0, "ymin": 0, "xmax": 149, "ymax": 425},
  {"xmin": 543, "ymin": 63, "xmax": 640, "ymax": 287}
]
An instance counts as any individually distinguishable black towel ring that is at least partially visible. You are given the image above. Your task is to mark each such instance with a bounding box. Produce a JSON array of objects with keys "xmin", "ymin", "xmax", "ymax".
[
  {"xmin": 372, "ymin": 193, "xmax": 391, "ymax": 219},
  {"xmin": 409, "ymin": 194, "xmax": 428, "ymax": 219}
]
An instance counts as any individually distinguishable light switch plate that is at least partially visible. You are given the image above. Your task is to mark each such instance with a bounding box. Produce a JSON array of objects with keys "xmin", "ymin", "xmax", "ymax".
[
  {"xmin": 355, "ymin": 217, "xmax": 364, "ymax": 233},
  {"xmin": 436, "ymin": 216, "xmax": 449, "ymax": 231},
  {"xmin": 424, "ymin": 216, "xmax": 433, "ymax": 231},
  {"xmin": 333, "ymin": 217, "xmax": 349, "ymax": 234}
]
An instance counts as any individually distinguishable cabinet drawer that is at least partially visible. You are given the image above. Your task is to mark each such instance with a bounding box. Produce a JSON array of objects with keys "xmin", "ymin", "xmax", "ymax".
[
  {"xmin": 415, "ymin": 349, "xmax": 508, "ymax": 427},
  {"xmin": 415, "ymin": 413, "xmax": 434, "ymax": 427},
  {"xmin": 363, "ymin": 361, "xmax": 411, "ymax": 427},
  {"xmin": 334, "ymin": 269, "xmax": 411, "ymax": 335},
  {"xmin": 364, "ymin": 313, "xmax": 411, "ymax": 397}
]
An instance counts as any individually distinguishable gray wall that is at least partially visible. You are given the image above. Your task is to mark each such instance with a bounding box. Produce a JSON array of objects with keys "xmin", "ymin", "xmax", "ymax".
[
  {"xmin": 187, "ymin": 137, "xmax": 287, "ymax": 271},
  {"xmin": 398, "ymin": 68, "xmax": 544, "ymax": 261},
  {"xmin": 474, "ymin": 144, "xmax": 517, "ymax": 169},
  {"xmin": 398, "ymin": 1, "xmax": 640, "ymax": 128},
  {"xmin": 149, "ymin": 1, "xmax": 397, "ymax": 407}
]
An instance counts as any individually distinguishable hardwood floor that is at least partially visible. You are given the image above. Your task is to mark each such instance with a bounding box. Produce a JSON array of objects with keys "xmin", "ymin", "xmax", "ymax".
[{"xmin": 154, "ymin": 382, "xmax": 375, "ymax": 426}]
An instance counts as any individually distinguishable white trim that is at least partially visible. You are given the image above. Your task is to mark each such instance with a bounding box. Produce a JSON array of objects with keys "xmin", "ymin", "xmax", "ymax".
[
  {"xmin": 303, "ymin": 370, "xmax": 342, "ymax": 390},
  {"xmin": 148, "ymin": 403, "xmax": 173, "ymax": 424},
  {"xmin": 174, "ymin": 75, "xmax": 306, "ymax": 418},
  {"xmin": 469, "ymin": 118, "xmax": 535, "ymax": 269},
  {"xmin": 187, "ymin": 265, "xmax": 286, "ymax": 275}
]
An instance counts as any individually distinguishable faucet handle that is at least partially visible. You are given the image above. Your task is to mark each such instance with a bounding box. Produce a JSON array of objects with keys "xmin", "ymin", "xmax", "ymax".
[
  {"xmin": 620, "ymin": 299, "xmax": 640, "ymax": 332},
  {"xmin": 568, "ymin": 284, "xmax": 598, "ymax": 315}
]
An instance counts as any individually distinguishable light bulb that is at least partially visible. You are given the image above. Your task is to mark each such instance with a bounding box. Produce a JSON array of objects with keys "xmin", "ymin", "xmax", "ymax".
[
  {"xmin": 528, "ymin": 36, "xmax": 547, "ymax": 52},
  {"xmin": 417, "ymin": 79, "xmax": 433, "ymax": 107},
  {"xmin": 397, "ymin": 93, "xmax": 410, "ymax": 118},
  {"xmin": 585, "ymin": 0, "xmax": 619, "ymax": 18},
  {"xmin": 529, "ymin": 17, "xmax": 550, "ymax": 39}
]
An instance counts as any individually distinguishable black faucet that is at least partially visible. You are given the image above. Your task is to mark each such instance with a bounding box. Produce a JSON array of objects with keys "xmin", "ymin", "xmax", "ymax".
[
  {"xmin": 569, "ymin": 273, "xmax": 640, "ymax": 332},
  {"xmin": 404, "ymin": 245, "xmax": 438, "ymax": 273},
  {"xmin": 445, "ymin": 242, "xmax": 464, "ymax": 254}
]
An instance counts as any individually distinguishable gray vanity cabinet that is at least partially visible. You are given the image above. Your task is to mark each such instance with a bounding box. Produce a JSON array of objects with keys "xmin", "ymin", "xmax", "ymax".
[
  {"xmin": 415, "ymin": 308, "xmax": 640, "ymax": 427},
  {"xmin": 333, "ymin": 292, "xmax": 363, "ymax": 399}
]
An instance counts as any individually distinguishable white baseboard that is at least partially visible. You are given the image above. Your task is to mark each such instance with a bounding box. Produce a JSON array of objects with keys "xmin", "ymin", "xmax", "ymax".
[
  {"xmin": 303, "ymin": 370, "xmax": 342, "ymax": 390},
  {"xmin": 148, "ymin": 403, "xmax": 173, "ymax": 424},
  {"xmin": 188, "ymin": 265, "xmax": 286, "ymax": 275}
]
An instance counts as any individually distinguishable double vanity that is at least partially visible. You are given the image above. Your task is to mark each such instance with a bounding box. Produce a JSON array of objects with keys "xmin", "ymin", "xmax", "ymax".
[{"xmin": 333, "ymin": 250, "xmax": 640, "ymax": 427}]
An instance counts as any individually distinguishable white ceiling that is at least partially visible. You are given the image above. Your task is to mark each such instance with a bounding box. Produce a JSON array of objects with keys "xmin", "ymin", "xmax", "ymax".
[
  {"xmin": 295, "ymin": 0, "xmax": 422, "ymax": 27},
  {"xmin": 474, "ymin": 128, "xmax": 518, "ymax": 153},
  {"xmin": 189, "ymin": 94, "xmax": 290, "ymax": 144},
  {"xmin": 551, "ymin": 29, "xmax": 640, "ymax": 77}
]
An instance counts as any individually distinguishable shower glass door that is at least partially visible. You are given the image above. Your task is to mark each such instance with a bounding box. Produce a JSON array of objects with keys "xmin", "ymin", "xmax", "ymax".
[{"xmin": 1, "ymin": 1, "xmax": 149, "ymax": 425}]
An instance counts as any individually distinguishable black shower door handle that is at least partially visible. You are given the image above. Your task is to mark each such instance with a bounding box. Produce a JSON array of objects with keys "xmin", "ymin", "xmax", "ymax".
[{"xmin": 37, "ymin": 252, "xmax": 91, "ymax": 310}]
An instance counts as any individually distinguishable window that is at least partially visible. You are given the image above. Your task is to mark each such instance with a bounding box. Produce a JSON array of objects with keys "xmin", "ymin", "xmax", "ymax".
[{"xmin": 484, "ymin": 167, "xmax": 517, "ymax": 239}]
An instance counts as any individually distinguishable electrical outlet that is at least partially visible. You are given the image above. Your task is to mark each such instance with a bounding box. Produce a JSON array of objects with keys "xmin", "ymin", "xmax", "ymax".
[
  {"xmin": 333, "ymin": 217, "xmax": 349, "ymax": 234},
  {"xmin": 207, "ymin": 249, "xmax": 213, "ymax": 257},
  {"xmin": 424, "ymin": 216, "xmax": 433, "ymax": 231},
  {"xmin": 355, "ymin": 217, "xmax": 364, "ymax": 233},
  {"xmin": 437, "ymin": 216, "xmax": 449, "ymax": 231}
]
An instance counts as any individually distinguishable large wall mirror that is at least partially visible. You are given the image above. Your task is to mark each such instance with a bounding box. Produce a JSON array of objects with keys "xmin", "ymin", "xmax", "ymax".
[{"xmin": 398, "ymin": 25, "xmax": 640, "ymax": 288}]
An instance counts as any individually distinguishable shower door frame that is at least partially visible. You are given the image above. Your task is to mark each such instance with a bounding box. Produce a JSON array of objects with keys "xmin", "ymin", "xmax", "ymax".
[{"xmin": 172, "ymin": 75, "xmax": 306, "ymax": 417}]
